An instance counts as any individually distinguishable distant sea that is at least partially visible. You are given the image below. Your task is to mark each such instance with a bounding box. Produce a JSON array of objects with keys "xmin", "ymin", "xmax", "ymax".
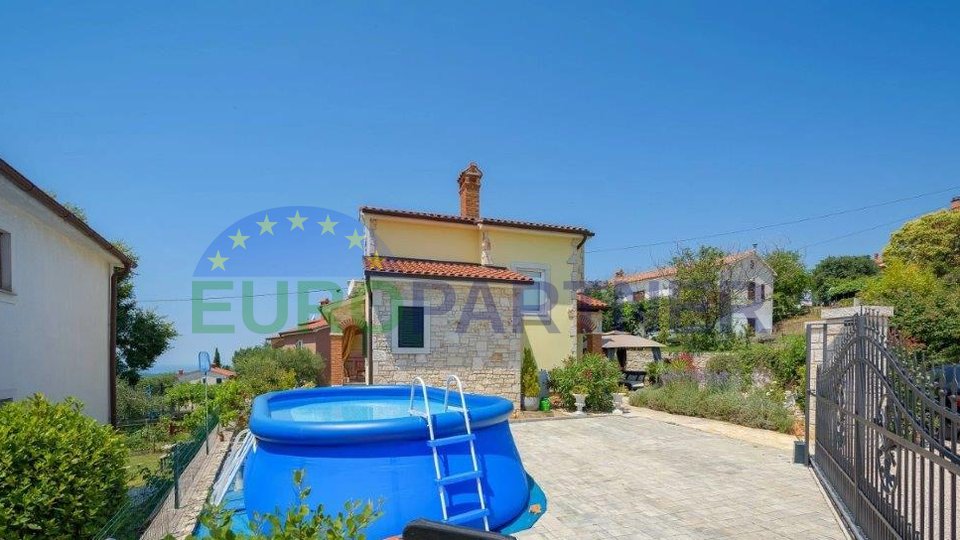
[{"xmin": 145, "ymin": 363, "xmax": 198, "ymax": 375}]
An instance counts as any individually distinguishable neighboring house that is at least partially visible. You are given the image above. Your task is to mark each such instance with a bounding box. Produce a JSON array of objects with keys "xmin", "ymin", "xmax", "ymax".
[
  {"xmin": 176, "ymin": 366, "xmax": 236, "ymax": 385},
  {"xmin": 331, "ymin": 163, "xmax": 593, "ymax": 401},
  {"xmin": 267, "ymin": 308, "xmax": 364, "ymax": 384},
  {"xmin": 0, "ymin": 157, "xmax": 134, "ymax": 424},
  {"xmin": 612, "ymin": 249, "xmax": 775, "ymax": 334}
]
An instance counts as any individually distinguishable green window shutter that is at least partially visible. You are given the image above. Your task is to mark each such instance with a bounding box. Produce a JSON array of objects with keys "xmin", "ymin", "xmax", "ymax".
[{"xmin": 397, "ymin": 306, "xmax": 425, "ymax": 348}]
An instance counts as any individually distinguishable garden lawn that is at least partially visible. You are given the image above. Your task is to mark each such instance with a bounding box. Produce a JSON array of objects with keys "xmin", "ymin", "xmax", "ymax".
[{"xmin": 127, "ymin": 452, "xmax": 165, "ymax": 487}]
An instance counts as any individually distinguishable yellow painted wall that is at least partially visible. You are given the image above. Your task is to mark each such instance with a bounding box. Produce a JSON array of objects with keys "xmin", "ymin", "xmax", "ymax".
[
  {"xmin": 370, "ymin": 218, "xmax": 480, "ymax": 263},
  {"xmin": 365, "ymin": 214, "xmax": 582, "ymax": 372},
  {"xmin": 486, "ymin": 228, "xmax": 578, "ymax": 370}
]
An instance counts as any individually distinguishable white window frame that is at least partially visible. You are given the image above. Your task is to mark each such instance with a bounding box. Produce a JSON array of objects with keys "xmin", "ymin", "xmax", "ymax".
[
  {"xmin": 295, "ymin": 339, "xmax": 304, "ymax": 349},
  {"xmin": 512, "ymin": 262, "xmax": 550, "ymax": 318},
  {"xmin": 0, "ymin": 229, "xmax": 11, "ymax": 294},
  {"xmin": 392, "ymin": 300, "xmax": 431, "ymax": 354}
]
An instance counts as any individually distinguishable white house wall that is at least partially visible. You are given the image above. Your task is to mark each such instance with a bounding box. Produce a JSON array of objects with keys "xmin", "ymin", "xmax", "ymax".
[
  {"xmin": 613, "ymin": 253, "xmax": 774, "ymax": 335},
  {"xmin": 0, "ymin": 178, "xmax": 117, "ymax": 423}
]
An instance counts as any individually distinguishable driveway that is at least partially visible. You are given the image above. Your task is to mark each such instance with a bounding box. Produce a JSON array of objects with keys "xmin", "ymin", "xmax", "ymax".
[{"xmin": 510, "ymin": 413, "xmax": 848, "ymax": 539}]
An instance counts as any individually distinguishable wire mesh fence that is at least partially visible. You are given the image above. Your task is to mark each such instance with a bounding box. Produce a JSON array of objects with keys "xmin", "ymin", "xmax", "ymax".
[{"xmin": 94, "ymin": 415, "xmax": 218, "ymax": 540}]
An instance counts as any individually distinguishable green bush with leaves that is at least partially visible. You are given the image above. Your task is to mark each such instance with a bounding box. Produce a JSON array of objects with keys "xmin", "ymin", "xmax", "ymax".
[
  {"xmin": 233, "ymin": 346, "xmax": 324, "ymax": 386},
  {"xmin": 0, "ymin": 395, "xmax": 128, "ymax": 538},
  {"xmin": 549, "ymin": 353, "xmax": 621, "ymax": 412},
  {"xmin": 629, "ymin": 379, "xmax": 794, "ymax": 433},
  {"xmin": 521, "ymin": 348, "xmax": 540, "ymax": 398},
  {"xmin": 703, "ymin": 335, "xmax": 806, "ymax": 391},
  {"xmin": 187, "ymin": 469, "xmax": 382, "ymax": 540}
]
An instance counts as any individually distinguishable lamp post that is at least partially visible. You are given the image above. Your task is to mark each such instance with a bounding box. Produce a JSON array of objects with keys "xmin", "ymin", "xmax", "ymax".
[{"xmin": 198, "ymin": 351, "xmax": 211, "ymax": 455}]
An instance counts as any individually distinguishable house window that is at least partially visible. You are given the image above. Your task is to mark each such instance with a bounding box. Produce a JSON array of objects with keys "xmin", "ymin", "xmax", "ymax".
[
  {"xmin": 632, "ymin": 290, "xmax": 646, "ymax": 302},
  {"xmin": 215, "ymin": 378, "xmax": 223, "ymax": 384},
  {"xmin": 0, "ymin": 230, "xmax": 11, "ymax": 292},
  {"xmin": 514, "ymin": 264, "xmax": 549, "ymax": 316},
  {"xmin": 747, "ymin": 281, "xmax": 757, "ymax": 301},
  {"xmin": 295, "ymin": 339, "xmax": 303, "ymax": 349},
  {"xmin": 747, "ymin": 317, "xmax": 757, "ymax": 332},
  {"xmin": 393, "ymin": 303, "xmax": 429, "ymax": 353},
  {"xmin": 760, "ymin": 284, "xmax": 766, "ymax": 301}
]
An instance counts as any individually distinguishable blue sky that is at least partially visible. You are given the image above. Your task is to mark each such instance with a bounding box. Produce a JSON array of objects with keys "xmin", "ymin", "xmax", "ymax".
[{"xmin": 2, "ymin": 2, "xmax": 959, "ymax": 370}]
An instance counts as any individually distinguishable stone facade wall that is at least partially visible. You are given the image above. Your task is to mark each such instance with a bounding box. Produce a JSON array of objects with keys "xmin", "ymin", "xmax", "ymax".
[
  {"xmin": 625, "ymin": 348, "xmax": 656, "ymax": 371},
  {"xmin": 370, "ymin": 278, "xmax": 523, "ymax": 403},
  {"xmin": 568, "ymin": 238, "xmax": 585, "ymax": 357}
]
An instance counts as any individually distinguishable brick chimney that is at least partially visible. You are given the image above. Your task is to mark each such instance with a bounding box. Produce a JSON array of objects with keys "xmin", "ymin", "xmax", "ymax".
[
  {"xmin": 458, "ymin": 162, "xmax": 483, "ymax": 219},
  {"xmin": 952, "ymin": 196, "xmax": 960, "ymax": 212}
]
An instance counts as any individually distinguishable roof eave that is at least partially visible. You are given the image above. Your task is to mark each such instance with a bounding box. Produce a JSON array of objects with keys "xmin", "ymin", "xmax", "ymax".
[
  {"xmin": 359, "ymin": 206, "xmax": 593, "ymax": 237},
  {"xmin": 364, "ymin": 269, "xmax": 532, "ymax": 286},
  {"xmin": 0, "ymin": 158, "xmax": 135, "ymax": 268}
]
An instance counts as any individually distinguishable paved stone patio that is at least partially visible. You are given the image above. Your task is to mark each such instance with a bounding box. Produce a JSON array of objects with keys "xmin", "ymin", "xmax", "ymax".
[{"xmin": 511, "ymin": 414, "xmax": 848, "ymax": 539}]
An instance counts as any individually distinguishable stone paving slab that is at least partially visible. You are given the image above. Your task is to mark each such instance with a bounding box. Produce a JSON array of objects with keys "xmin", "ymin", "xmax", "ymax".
[{"xmin": 510, "ymin": 415, "xmax": 848, "ymax": 539}]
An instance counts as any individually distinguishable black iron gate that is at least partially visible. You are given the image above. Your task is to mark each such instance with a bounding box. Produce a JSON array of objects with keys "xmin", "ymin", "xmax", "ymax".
[{"xmin": 812, "ymin": 313, "xmax": 960, "ymax": 539}]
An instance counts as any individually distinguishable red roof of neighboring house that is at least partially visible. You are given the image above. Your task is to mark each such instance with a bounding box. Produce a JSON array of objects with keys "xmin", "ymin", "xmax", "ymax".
[
  {"xmin": 613, "ymin": 250, "xmax": 760, "ymax": 284},
  {"xmin": 364, "ymin": 256, "xmax": 534, "ymax": 284},
  {"xmin": 577, "ymin": 293, "xmax": 608, "ymax": 311},
  {"xmin": 210, "ymin": 366, "xmax": 236, "ymax": 378},
  {"xmin": 360, "ymin": 206, "xmax": 594, "ymax": 237},
  {"xmin": 271, "ymin": 317, "xmax": 329, "ymax": 339}
]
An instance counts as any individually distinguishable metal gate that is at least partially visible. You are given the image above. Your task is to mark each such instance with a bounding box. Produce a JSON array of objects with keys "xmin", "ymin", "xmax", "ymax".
[{"xmin": 812, "ymin": 313, "xmax": 959, "ymax": 539}]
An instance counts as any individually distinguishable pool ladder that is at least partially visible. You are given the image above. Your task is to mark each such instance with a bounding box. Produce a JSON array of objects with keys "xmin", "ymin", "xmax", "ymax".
[
  {"xmin": 409, "ymin": 375, "xmax": 491, "ymax": 531},
  {"xmin": 209, "ymin": 428, "xmax": 255, "ymax": 505}
]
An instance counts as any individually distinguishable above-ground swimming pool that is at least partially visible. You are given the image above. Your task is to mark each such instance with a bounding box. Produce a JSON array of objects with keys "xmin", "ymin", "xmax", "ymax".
[{"xmin": 245, "ymin": 385, "xmax": 532, "ymax": 538}]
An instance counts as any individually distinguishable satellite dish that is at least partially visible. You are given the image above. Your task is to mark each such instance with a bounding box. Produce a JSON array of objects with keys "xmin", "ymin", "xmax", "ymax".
[{"xmin": 198, "ymin": 351, "xmax": 211, "ymax": 374}]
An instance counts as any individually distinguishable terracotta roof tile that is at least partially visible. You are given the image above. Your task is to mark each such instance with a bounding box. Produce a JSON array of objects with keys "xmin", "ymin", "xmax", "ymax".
[
  {"xmin": 360, "ymin": 206, "xmax": 593, "ymax": 236},
  {"xmin": 210, "ymin": 366, "xmax": 236, "ymax": 377},
  {"xmin": 577, "ymin": 292, "xmax": 608, "ymax": 310},
  {"xmin": 273, "ymin": 317, "xmax": 329, "ymax": 337},
  {"xmin": 365, "ymin": 256, "xmax": 534, "ymax": 284}
]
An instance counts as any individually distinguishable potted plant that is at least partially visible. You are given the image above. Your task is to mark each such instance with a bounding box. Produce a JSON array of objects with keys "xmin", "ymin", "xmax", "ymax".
[
  {"xmin": 520, "ymin": 348, "xmax": 541, "ymax": 411},
  {"xmin": 610, "ymin": 386, "xmax": 627, "ymax": 414},
  {"xmin": 611, "ymin": 384, "xmax": 629, "ymax": 414},
  {"xmin": 571, "ymin": 384, "xmax": 588, "ymax": 414}
]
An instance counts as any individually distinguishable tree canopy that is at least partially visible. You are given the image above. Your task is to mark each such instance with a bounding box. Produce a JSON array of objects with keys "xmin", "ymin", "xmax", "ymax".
[
  {"xmin": 810, "ymin": 255, "xmax": 878, "ymax": 305},
  {"xmin": 764, "ymin": 249, "xmax": 810, "ymax": 323},
  {"xmin": 861, "ymin": 208, "xmax": 960, "ymax": 360},
  {"xmin": 232, "ymin": 345, "xmax": 324, "ymax": 386},
  {"xmin": 883, "ymin": 207, "xmax": 960, "ymax": 282},
  {"xmin": 114, "ymin": 243, "xmax": 178, "ymax": 384},
  {"xmin": 671, "ymin": 246, "xmax": 729, "ymax": 351}
]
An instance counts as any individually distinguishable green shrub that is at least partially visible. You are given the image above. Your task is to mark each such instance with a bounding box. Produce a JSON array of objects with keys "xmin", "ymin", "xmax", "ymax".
[
  {"xmin": 187, "ymin": 469, "xmax": 382, "ymax": 540},
  {"xmin": 521, "ymin": 348, "xmax": 540, "ymax": 398},
  {"xmin": 549, "ymin": 353, "xmax": 621, "ymax": 412},
  {"xmin": 124, "ymin": 421, "xmax": 168, "ymax": 454},
  {"xmin": 702, "ymin": 335, "xmax": 807, "ymax": 391},
  {"xmin": 768, "ymin": 335, "xmax": 806, "ymax": 389},
  {"xmin": 233, "ymin": 345, "xmax": 324, "ymax": 386},
  {"xmin": 0, "ymin": 395, "xmax": 128, "ymax": 538},
  {"xmin": 628, "ymin": 380, "xmax": 795, "ymax": 434}
]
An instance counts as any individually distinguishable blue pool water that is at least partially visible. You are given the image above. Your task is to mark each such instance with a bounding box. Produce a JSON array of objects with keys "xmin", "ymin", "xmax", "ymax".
[
  {"xmin": 269, "ymin": 395, "xmax": 443, "ymax": 422},
  {"xmin": 239, "ymin": 385, "xmax": 535, "ymax": 538}
]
